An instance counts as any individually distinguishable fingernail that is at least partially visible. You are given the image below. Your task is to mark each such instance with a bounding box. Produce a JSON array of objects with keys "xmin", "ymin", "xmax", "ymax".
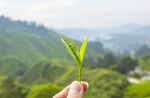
[
  {"xmin": 85, "ymin": 82, "xmax": 89, "ymax": 88},
  {"xmin": 81, "ymin": 81, "xmax": 89, "ymax": 88},
  {"xmin": 68, "ymin": 81, "xmax": 83, "ymax": 95}
]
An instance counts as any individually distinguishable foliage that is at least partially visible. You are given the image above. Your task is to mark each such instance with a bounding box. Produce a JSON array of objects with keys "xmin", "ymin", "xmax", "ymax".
[
  {"xmin": 102, "ymin": 53, "xmax": 117, "ymax": 68},
  {"xmin": 96, "ymin": 56, "xmax": 103, "ymax": 68},
  {"xmin": 85, "ymin": 54, "xmax": 117, "ymax": 69},
  {"xmin": 26, "ymin": 84, "xmax": 62, "ymax": 98},
  {"xmin": 85, "ymin": 54, "xmax": 118, "ymax": 69},
  {"xmin": 134, "ymin": 45, "xmax": 150, "ymax": 57},
  {"xmin": 85, "ymin": 56, "xmax": 96, "ymax": 68},
  {"xmin": 0, "ymin": 16, "xmax": 49, "ymax": 36},
  {"xmin": 139, "ymin": 53, "xmax": 150, "ymax": 71},
  {"xmin": 0, "ymin": 76, "xmax": 62, "ymax": 98},
  {"xmin": 125, "ymin": 82, "xmax": 150, "ymax": 98},
  {"xmin": 60, "ymin": 35, "xmax": 89, "ymax": 82},
  {"xmin": 57, "ymin": 68, "xmax": 129, "ymax": 98},
  {"xmin": 60, "ymin": 35, "xmax": 80, "ymax": 66},
  {"xmin": 0, "ymin": 77, "xmax": 28, "ymax": 98},
  {"xmin": 0, "ymin": 27, "xmax": 67, "ymax": 66},
  {"xmin": 0, "ymin": 55, "xmax": 28, "ymax": 77},
  {"xmin": 87, "ymin": 41, "xmax": 106, "ymax": 55},
  {"xmin": 19, "ymin": 59, "xmax": 71, "ymax": 85},
  {"xmin": 19, "ymin": 59, "xmax": 129, "ymax": 98},
  {"xmin": 111, "ymin": 56, "xmax": 138, "ymax": 74}
]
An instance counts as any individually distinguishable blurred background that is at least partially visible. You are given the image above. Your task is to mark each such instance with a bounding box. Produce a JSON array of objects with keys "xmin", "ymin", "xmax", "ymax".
[{"xmin": 0, "ymin": 0, "xmax": 150, "ymax": 98}]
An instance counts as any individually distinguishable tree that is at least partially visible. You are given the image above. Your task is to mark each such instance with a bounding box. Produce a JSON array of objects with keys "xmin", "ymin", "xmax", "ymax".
[
  {"xmin": 96, "ymin": 56, "xmax": 103, "ymax": 68},
  {"xmin": 134, "ymin": 45, "xmax": 150, "ymax": 57},
  {"xmin": 85, "ymin": 56, "xmax": 96, "ymax": 68},
  {"xmin": 114, "ymin": 56, "xmax": 138, "ymax": 74},
  {"xmin": 102, "ymin": 53, "xmax": 117, "ymax": 68},
  {"xmin": 0, "ymin": 77, "xmax": 27, "ymax": 98},
  {"xmin": 87, "ymin": 41, "xmax": 105, "ymax": 55}
]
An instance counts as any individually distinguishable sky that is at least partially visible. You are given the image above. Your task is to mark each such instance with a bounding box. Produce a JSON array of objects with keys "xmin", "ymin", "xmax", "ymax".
[{"xmin": 0, "ymin": 0, "xmax": 150, "ymax": 29}]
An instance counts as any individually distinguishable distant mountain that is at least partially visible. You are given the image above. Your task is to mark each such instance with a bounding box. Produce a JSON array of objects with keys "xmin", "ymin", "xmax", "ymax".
[
  {"xmin": 0, "ymin": 16, "xmax": 51, "ymax": 37},
  {"xmin": 55, "ymin": 24, "xmax": 150, "ymax": 53},
  {"xmin": 54, "ymin": 28, "xmax": 103, "ymax": 41}
]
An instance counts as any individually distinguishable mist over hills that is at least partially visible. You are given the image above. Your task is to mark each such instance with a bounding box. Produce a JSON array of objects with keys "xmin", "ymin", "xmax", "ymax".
[
  {"xmin": 55, "ymin": 24, "xmax": 150, "ymax": 53},
  {"xmin": 55, "ymin": 24, "xmax": 150, "ymax": 40}
]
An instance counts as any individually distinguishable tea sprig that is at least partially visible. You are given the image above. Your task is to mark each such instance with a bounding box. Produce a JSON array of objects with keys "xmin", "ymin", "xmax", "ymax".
[{"xmin": 60, "ymin": 35, "xmax": 89, "ymax": 82}]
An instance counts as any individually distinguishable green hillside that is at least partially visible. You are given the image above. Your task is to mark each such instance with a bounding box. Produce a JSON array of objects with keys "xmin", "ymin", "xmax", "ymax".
[
  {"xmin": 125, "ymin": 82, "xmax": 150, "ymax": 98},
  {"xmin": 0, "ymin": 16, "xmax": 105, "ymax": 67},
  {"xmin": 0, "ymin": 16, "xmax": 75, "ymax": 66},
  {"xmin": 26, "ymin": 84, "xmax": 62, "ymax": 98},
  {"xmin": 0, "ymin": 16, "xmax": 130, "ymax": 98},
  {"xmin": 19, "ymin": 59, "xmax": 72, "ymax": 85},
  {"xmin": 0, "ymin": 76, "xmax": 62, "ymax": 98},
  {"xmin": 20, "ymin": 59, "xmax": 129, "ymax": 98},
  {"xmin": 0, "ymin": 56, "xmax": 27, "ymax": 77},
  {"xmin": 57, "ymin": 68, "xmax": 128, "ymax": 98},
  {"xmin": 0, "ymin": 27, "xmax": 67, "ymax": 66},
  {"xmin": 0, "ymin": 76, "xmax": 28, "ymax": 98},
  {"xmin": 139, "ymin": 53, "xmax": 150, "ymax": 70}
]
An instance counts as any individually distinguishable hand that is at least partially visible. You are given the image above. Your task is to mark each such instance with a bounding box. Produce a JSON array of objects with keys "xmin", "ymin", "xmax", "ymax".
[{"xmin": 53, "ymin": 81, "xmax": 89, "ymax": 98}]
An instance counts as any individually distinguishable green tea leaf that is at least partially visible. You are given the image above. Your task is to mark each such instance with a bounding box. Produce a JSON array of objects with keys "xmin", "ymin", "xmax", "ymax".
[
  {"xmin": 60, "ymin": 35, "xmax": 89, "ymax": 82},
  {"xmin": 80, "ymin": 35, "xmax": 89, "ymax": 64},
  {"xmin": 60, "ymin": 35, "xmax": 80, "ymax": 66}
]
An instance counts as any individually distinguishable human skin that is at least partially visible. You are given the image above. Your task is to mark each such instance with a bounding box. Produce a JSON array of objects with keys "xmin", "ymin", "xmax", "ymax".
[{"xmin": 53, "ymin": 81, "xmax": 88, "ymax": 98}]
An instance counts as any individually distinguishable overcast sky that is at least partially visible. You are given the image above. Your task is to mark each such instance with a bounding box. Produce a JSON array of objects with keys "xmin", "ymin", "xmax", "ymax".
[{"xmin": 0, "ymin": 0, "xmax": 150, "ymax": 29}]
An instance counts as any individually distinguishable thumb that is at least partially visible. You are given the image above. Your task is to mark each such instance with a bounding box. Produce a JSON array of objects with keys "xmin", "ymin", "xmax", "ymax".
[{"xmin": 67, "ymin": 81, "xmax": 84, "ymax": 98}]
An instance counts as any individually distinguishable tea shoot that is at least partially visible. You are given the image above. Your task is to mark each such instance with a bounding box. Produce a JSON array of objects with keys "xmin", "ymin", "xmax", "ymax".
[{"xmin": 60, "ymin": 35, "xmax": 89, "ymax": 82}]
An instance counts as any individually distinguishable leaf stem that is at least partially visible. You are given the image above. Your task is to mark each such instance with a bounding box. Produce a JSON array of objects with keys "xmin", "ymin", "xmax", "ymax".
[
  {"xmin": 79, "ymin": 69, "xmax": 81, "ymax": 82},
  {"xmin": 79, "ymin": 65, "xmax": 83, "ymax": 83}
]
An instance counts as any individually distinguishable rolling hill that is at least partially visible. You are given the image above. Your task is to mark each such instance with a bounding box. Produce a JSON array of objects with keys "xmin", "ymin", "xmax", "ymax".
[
  {"xmin": 0, "ymin": 16, "xmax": 105, "ymax": 67},
  {"xmin": 0, "ymin": 16, "xmax": 68, "ymax": 66},
  {"xmin": 0, "ymin": 56, "xmax": 27, "ymax": 77},
  {"xmin": 19, "ymin": 59, "xmax": 72, "ymax": 85},
  {"xmin": 19, "ymin": 59, "xmax": 129, "ymax": 98}
]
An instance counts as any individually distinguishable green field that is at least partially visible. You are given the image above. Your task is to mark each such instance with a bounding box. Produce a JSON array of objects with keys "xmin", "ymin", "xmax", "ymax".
[{"xmin": 125, "ymin": 82, "xmax": 150, "ymax": 98}]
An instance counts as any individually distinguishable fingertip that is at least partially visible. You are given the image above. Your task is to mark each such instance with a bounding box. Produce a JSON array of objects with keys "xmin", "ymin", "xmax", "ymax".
[
  {"xmin": 67, "ymin": 81, "xmax": 84, "ymax": 97},
  {"xmin": 81, "ymin": 81, "xmax": 89, "ymax": 92}
]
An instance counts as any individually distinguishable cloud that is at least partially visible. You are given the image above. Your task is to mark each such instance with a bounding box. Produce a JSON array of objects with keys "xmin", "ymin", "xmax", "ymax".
[
  {"xmin": 0, "ymin": 0, "xmax": 150, "ymax": 28},
  {"xmin": 99, "ymin": 34, "xmax": 113, "ymax": 40}
]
